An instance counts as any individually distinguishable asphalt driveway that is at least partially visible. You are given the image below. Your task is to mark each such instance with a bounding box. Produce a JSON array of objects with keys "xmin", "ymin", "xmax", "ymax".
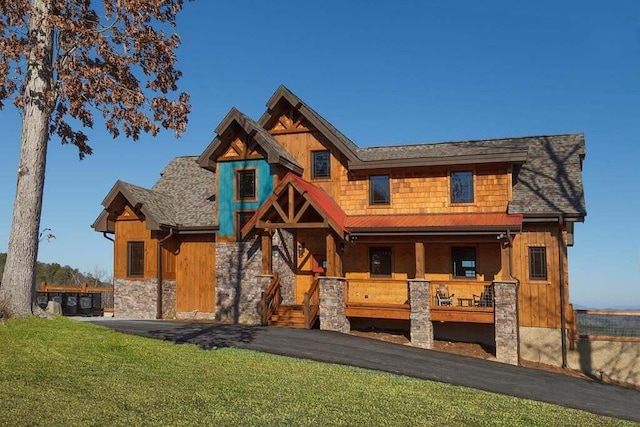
[{"xmin": 87, "ymin": 319, "xmax": 640, "ymax": 422}]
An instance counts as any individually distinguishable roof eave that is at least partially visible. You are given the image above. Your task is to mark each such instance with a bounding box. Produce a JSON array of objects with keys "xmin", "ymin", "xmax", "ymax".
[{"xmin": 350, "ymin": 151, "xmax": 529, "ymax": 170}]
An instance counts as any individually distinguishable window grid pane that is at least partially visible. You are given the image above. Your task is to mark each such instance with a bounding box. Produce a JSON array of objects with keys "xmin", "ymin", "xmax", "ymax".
[
  {"xmin": 237, "ymin": 211, "xmax": 255, "ymax": 240},
  {"xmin": 237, "ymin": 170, "xmax": 256, "ymax": 200},
  {"xmin": 127, "ymin": 241, "xmax": 144, "ymax": 277},
  {"xmin": 452, "ymin": 247, "xmax": 476, "ymax": 278},
  {"xmin": 370, "ymin": 247, "xmax": 392, "ymax": 276},
  {"xmin": 451, "ymin": 171, "xmax": 474, "ymax": 203},
  {"xmin": 312, "ymin": 151, "xmax": 330, "ymax": 179},
  {"xmin": 369, "ymin": 175, "xmax": 390, "ymax": 205},
  {"xmin": 529, "ymin": 247, "xmax": 547, "ymax": 280}
]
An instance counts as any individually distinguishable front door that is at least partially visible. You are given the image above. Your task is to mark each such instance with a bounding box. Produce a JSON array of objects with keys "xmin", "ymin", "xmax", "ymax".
[{"xmin": 295, "ymin": 229, "xmax": 325, "ymax": 304}]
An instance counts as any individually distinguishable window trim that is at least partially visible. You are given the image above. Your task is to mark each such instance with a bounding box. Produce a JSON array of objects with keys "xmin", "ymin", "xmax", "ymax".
[
  {"xmin": 311, "ymin": 150, "xmax": 331, "ymax": 180},
  {"xmin": 528, "ymin": 246, "xmax": 548, "ymax": 281},
  {"xmin": 369, "ymin": 246, "xmax": 393, "ymax": 277},
  {"xmin": 369, "ymin": 174, "xmax": 391, "ymax": 206},
  {"xmin": 235, "ymin": 168, "xmax": 257, "ymax": 202},
  {"xmin": 451, "ymin": 246, "xmax": 477, "ymax": 279},
  {"xmin": 127, "ymin": 241, "xmax": 145, "ymax": 278},
  {"xmin": 236, "ymin": 210, "xmax": 256, "ymax": 241},
  {"xmin": 450, "ymin": 170, "xmax": 474, "ymax": 204}
]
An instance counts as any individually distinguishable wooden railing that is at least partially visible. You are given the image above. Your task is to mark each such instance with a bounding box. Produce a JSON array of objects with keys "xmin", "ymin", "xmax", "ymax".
[
  {"xmin": 40, "ymin": 282, "xmax": 114, "ymax": 294},
  {"xmin": 303, "ymin": 278, "xmax": 320, "ymax": 329},
  {"xmin": 344, "ymin": 278, "xmax": 409, "ymax": 305},
  {"xmin": 261, "ymin": 273, "xmax": 281, "ymax": 326}
]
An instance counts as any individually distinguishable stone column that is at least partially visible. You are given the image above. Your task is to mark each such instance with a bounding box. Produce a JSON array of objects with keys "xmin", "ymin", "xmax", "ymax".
[
  {"xmin": 408, "ymin": 279, "xmax": 433, "ymax": 349},
  {"xmin": 318, "ymin": 277, "xmax": 350, "ymax": 334},
  {"xmin": 494, "ymin": 280, "xmax": 519, "ymax": 365}
]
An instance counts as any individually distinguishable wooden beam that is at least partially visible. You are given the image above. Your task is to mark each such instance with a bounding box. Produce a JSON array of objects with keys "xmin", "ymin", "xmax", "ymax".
[
  {"xmin": 500, "ymin": 241, "xmax": 511, "ymax": 280},
  {"xmin": 293, "ymin": 200, "xmax": 310, "ymax": 223},
  {"xmin": 415, "ymin": 242, "xmax": 425, "ymax": 279},
  {"xmin": 261, "ymin": 232, "xmax": 272, "ymax": 274},
  {"xmin": 256, "ymin": 221, "xmax": 328, "ymax": 229},
  {"xmin": 326, "ymin": 232, "xmax": 336, "ymax": 277},
  {"xmin": 288, "ymin": 185, "xmax": 295, "ymax": 221},
  {"xmin": 272, "ymin": 200, "xmax": 288, "ymax": 223}
]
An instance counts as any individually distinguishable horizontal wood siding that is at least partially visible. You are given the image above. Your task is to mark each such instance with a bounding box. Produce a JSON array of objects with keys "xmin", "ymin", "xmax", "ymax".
[
  {"xmin": 341, "ymin": 165, "xmax": 510, "ymax": 215},
  {"xmin": 114, "ymin": 207, "xmax": 157, "ymax": 279},
  {"xmin": 512, "ymin": 224, "xmax": 564, "ymax": 329},
  {"xmin": 175, "ymin": 235, "xmax": 216, "ymax": 313}
]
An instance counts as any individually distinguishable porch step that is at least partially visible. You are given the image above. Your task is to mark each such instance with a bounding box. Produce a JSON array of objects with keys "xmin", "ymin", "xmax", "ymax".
[{"xmin": 269, "ymin": 304, "xmax": 306, "ymax": 328}]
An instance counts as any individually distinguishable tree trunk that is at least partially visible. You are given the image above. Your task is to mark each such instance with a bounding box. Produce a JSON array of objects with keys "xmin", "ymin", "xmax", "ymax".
[{"xmin": 0, "ymin": 0, "xmax": 54, "ymax": 318}]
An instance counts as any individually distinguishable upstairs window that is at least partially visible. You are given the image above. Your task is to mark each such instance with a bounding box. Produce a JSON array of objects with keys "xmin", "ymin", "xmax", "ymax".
[
  {"xmin": 370, "ymin": 247, "xmax": 392, "ymax": 277},
  {"xmin": 369, "ymin": 175, "xmax": 390, "ymax": 205},
  {"xmin": 451, "ymin": 171, "xmax": 474, "ymax": 203},
  {"xmin": 452, "ymin": 246, "xmax": 476, "ymax": 278},
  {"xmin": 312, "ymin": 150, "xmax": 330, "ymax": 179},
  {"xmin": 127, "ymin": 241, "xmax": 144, "ymax": 277},
  {"xmin": 236, "ymin": 169, "xmax": 256, "ymax": 201},
  {"xmin": 529, "ymin": 247, "xmax": 547, "ymax": 280}
]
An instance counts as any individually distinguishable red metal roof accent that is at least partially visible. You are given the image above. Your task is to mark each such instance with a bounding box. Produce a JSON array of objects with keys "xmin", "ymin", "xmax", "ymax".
[{"xmin": 345, "ymin": 213, "xmax": 522, "ymax": 231}]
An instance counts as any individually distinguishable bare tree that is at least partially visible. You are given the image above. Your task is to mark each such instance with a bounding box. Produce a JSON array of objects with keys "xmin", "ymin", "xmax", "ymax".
[{"xmin": 0, "ymin": 0, "xmax": 191, "ymax": 317}]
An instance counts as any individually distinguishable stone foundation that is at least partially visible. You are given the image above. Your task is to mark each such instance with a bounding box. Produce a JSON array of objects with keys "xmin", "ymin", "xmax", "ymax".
[
  {"xmin": 161, "ymin": 279, "xmax": 176, "ymax": 319},
  {"xmin": 519, "ymin": 326, "xmax": 563, "ymax": 366},
  {"xmin": 408, "ymin": 279, "xmax": 433, "ymax": 349},
  {"xmin": 215, "ymin": 240, "xmax": 264, "ymax": 324},
  {"xmin": 113, "ymin": 277, "xmax": 158, "ymax": 319},
  {"xmin": 273, "ymin": 229, "xmax": 296, "ymax": 305},
  {"xmin": 494, "ymin": 280, "xmax": 518, "ymax": 365},
  {"xmin": 319, "ymin": 277, "xmax": 350, "ymax": 333}
]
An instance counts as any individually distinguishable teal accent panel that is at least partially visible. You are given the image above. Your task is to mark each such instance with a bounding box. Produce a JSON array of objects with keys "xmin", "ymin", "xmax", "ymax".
[{"xmin": 218, "ymin": 159, "xmax": 273, "ymax": 236}]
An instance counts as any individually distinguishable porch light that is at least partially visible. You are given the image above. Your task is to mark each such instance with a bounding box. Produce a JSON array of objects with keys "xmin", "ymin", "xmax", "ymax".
[{"xmin": 297, "ymin": 242, "xmax": 305, "ymax": 258}]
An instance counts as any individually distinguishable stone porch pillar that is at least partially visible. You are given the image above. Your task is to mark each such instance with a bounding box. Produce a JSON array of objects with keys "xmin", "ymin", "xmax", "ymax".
[
  {"xmin": 494, "ymin": 280, "xmax": 519, "ymax": 365},
  {"xmin": 408, "ymin": 279, "xmax": 433, "ymax": 349},
  {"xmin": 318, "ymin": 277, "xmax": 350, "ymax": 334}
]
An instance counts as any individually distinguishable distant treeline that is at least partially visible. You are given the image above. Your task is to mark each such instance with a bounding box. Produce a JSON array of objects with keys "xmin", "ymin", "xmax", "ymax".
[{"xmin": 0, "ymin": 253, "xmax": 111, "ymax": 288}]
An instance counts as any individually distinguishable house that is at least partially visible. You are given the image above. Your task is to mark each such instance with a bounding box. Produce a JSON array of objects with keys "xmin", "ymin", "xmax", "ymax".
[{"xmin": 93, "ymin": 85, "xmax": 586, "ymax": 366}]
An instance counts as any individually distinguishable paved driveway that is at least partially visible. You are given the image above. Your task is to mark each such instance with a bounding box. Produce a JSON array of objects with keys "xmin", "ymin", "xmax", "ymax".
[{"xmin": 87, "ymin": 319, "xmax": 640, "ymax": 422}]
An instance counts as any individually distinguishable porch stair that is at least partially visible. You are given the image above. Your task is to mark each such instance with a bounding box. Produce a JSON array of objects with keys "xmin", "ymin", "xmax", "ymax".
[{"xmin": 268, "ymin": 304, "xmax": 306, "ymax": 328}]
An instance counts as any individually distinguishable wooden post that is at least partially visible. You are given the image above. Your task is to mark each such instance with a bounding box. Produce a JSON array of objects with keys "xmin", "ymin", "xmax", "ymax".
[
  {"xmin": 415, "ymin": 242, "xmax": 425, "ymax": 279},
  {"xmin": 261, "ymin": 231, "xmax": 272, "ymax": 274},
  {"xmin": 500, "ymin": 240, "xmax": 511, "ymax": 280},
  {"xmin": 326, "ymin": 232, "xmax": 336, "ymax": 277}
]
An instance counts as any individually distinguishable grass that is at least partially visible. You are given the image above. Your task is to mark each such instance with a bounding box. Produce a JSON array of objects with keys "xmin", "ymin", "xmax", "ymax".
[{"xmin": 0, "ymin": 318, "xmax": 634, "ymax": 427}]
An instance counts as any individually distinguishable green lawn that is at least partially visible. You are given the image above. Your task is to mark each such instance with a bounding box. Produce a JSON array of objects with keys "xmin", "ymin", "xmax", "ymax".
[{"xmin": 0, "ymin": 317, "xmax": 633, "ymax": 426}]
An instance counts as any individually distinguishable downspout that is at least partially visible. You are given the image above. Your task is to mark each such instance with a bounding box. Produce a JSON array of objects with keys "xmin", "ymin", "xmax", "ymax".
[
  {"xmin": 557, "ymin": 215, "xmax": 568, "ymax": 368},
  {"xmin": 157, "ymin": 228, "xmax": 175, "ymax": 319},
  {"xmin": 102, "ymin": 232, "xmax": 115, "ymax": 243},
  {"xmin": 506, "ymin": 229, "xmax": 521, "ymax": 364}
]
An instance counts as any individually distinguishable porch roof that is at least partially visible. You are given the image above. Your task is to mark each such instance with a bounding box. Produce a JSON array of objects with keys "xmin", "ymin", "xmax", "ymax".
[{"xmin": 346, "ymin": 213, "xmax": 522, "ymax": 235}]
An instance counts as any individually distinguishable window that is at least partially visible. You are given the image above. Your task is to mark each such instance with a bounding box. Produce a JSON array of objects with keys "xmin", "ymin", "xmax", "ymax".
[
  {"xmin": 236, "ymin": 169, "xmax": 256, "ymax": 201},
  {"xmin": 370, "ymin": 247, "xmax": 392, "ymax": 276},
  {"xmin": 127, "ymin": 241, "xmax": 144, "ymax": 277},
  {"xmin": 452, "ymin": 247, "xmax": 476, "ymax": 278},
  {"xmin": 369, "ymin": 175, "xmax": 390, "ymax": 205},
  {"xmin": 451, "ymin": 171, "xmax": 474, "ymax": 203},
  {"xmin": 236, "ymin": 211, "xmax": 255, "ymax": 240},
  {"xmin": 312, "ymin": 150, "xmax": 330, "ymax": 179},
  {"xmin": 529, "ymin": 247, "xmax": 547, "ymax": 280}
]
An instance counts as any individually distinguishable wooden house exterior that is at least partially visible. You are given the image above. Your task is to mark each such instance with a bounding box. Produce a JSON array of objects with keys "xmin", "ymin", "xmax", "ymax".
[{"xmin": 93, "ymin": 85, "xmax": 586, "ymax": 366}]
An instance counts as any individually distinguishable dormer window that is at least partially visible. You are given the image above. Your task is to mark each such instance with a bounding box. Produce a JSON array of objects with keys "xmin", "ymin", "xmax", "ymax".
[
  {"xmin": 236, "ymin": 169, "xmax": 256, "ymax": 201},
  {"xmin": 312, "ymin": 150, "xmax": 330, "ymax": 179}
]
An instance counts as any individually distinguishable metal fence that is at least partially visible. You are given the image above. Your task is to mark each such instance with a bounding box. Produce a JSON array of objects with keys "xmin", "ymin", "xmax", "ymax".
[{"xmin": 575, "ymin": 310, "xmax": 640, "ymax": 338}]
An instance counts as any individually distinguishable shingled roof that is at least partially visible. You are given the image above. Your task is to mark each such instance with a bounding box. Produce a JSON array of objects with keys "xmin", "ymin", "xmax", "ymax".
[
  {"xmin": 93, "ymin": 156, "xmax": 216, "ymax": 232},
  {"xmin": 508, "ymin": 134, "xmax": 586, "ymax": 218}
]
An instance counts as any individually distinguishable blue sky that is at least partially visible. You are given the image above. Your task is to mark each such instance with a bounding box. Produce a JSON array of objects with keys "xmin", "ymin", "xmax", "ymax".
[{"xmin": 0, "ymin": 1, "xmax": 638, "ymax": 308}]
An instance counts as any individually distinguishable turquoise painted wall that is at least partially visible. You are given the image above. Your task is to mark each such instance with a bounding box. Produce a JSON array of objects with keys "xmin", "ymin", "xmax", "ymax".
[{"xmin": 218, "ymin": 159, "xmax": 273, "ymax": 237}]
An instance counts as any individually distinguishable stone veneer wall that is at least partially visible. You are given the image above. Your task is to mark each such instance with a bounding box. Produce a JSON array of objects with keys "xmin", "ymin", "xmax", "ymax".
[
  {"xmin": 215, "ymin": 240, "xmax": 264, "ymax": 324},
  {"xmin": 318, "ymin": 277, "xmax": 350, "ymax": 333},
  {"xmin": 161, "ymin": 279, "xmax": 176, "ymax": 319},
  {"xmin": 408, "ymin": 279, "xmax": 433, "ymax": 349},
  {"xmin": 494, "ymin": 280, "xmax": 519, "ymax": 365},
  {"xmin": 113, "ymin": 277, "xmax": 158, "ymax": 319},
  {"xmin": 272, "ymin": 229, "xmax": 295, "ymax": 305}
]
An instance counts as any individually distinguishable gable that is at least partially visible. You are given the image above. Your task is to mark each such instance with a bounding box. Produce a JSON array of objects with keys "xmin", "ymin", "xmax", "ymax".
[{"xmin": 219, "ymin": 128, "xmax": 266, "ymax": 162}]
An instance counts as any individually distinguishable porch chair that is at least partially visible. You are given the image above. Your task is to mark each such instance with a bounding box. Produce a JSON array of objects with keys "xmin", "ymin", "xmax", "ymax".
[
  {"xmin": 473, "ymin": 286, "xmax": 494, "ymax": 308},
  {"xmin": 435, "ymin": 284, "xmax": 455, "ymax": 306}
]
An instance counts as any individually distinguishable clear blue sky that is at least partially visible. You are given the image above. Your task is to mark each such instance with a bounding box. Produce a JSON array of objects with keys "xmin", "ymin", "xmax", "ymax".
[{"xmin": 1, "ymin": 1, "xmax": 638, "ymax": 308}]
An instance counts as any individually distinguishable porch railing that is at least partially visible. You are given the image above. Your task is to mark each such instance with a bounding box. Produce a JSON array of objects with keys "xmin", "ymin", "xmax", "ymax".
[
  {"xmin": 432, "ymin": 281, "xmax": 495, "ymax": 309},
  {"xmin": 261, "ymin": 272, "xmax": 281, "ymax": 326},
  {"xmin": 303, "ymin": 278, "xmax": 320, "ymax": 329}
]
